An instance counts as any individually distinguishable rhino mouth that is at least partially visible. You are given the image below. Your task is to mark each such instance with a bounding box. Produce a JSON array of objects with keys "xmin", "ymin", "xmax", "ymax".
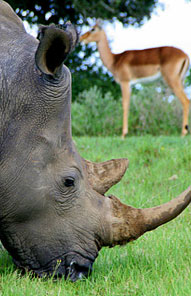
[
  {"xmin": 64, "ymin": 252, "xmax": 94, "ymax": 281},
  {"xmin": 65, "ymin": 259, "xmax": 93, "ymax": 282},
  {"xmin": 14, "ymin": 252, "xmax": 94, "ymax": 281}
]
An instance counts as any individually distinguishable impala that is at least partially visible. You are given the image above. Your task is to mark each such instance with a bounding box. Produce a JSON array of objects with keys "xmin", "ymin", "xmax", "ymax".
[{"xmin": 80, "ymin": 23, "xmax": 190, "ymax": 138}]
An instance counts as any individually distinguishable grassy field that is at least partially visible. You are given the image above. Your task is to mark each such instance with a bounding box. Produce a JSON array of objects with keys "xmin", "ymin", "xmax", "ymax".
[{"xmin": 0, "ymin": 135, "xmax": 191, "ymax": 296}]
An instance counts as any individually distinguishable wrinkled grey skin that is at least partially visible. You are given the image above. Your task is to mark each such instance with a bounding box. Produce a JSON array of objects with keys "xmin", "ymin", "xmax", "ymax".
[
  {"xmin": 0, "ymin": 1, "xmax": 111, "ymax": 280},
  {"xmin": 1, "ymin": 1, "xmax": 191, "ymax": 282}
]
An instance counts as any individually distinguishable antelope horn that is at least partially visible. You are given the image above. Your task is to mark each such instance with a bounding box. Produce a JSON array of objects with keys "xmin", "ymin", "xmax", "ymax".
[
  {"xmin": 83, "ymin": 158, "xmax": 129, "ymax": 194},
  {"xmin": 109, "ymin": 186, "xmax": 191, "ymax": 246},
  {"xmin": 96, "ymin": 18, "xmax": 103, "ymax": 28}
]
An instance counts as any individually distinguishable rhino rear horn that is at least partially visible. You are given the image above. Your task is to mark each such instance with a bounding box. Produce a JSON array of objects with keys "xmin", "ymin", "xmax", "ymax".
[
  {"xmin": 83, "ymin": 158, "xmax": 129, "ymax": 194},
  {"xmin": 35, "ymin": 23, "xmax": 78, "ymax": 77}
]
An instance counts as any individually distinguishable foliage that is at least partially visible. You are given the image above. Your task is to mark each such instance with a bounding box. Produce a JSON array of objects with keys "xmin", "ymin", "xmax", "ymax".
[
  {"xmin": 0, "ymin": 135, "xmax": 191, "ymax": 295},
  {"xmin": 6, "ymin": 0, "xmax": 160, "ymax": 91},
  {"xmin": 7, "ymin": 0, "xmax": 159, "ymax": 26},
  {"xmin": 129, "ymin": 80, "xmax": 183, "ymax": 135},
  {"xmin": 185, "ymin": 68, "xmax": 191, "ymax": 86},
  {"xmin": 71, "ymin": 68, "xmax": 121, "ymax": 101},
  {"xmin": 72, "ymin": 81, "xmax": 188, "ymax": 136},
  {"xmin": 72, "ymin": 86, "xmax": 122, "ymax": 136}
]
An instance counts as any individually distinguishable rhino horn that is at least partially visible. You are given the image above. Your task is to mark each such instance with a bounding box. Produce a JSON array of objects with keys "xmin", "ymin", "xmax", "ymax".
[
  {"xmin": 108, "ymin": 186, "xmax": 191, "ymax": 246},
  {"xmin": 83, "ymin": 158, "xmax": 129, "ymax": 194},
  {"xmin": 35, "ymin": 23, "xmax": 78, "ymax": 77}
]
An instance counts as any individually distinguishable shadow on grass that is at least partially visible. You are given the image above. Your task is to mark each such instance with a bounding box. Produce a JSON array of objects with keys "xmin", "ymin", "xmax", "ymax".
[{"xmin": 0, "ymin": 244, "xmax": 16, "ymax": 276}]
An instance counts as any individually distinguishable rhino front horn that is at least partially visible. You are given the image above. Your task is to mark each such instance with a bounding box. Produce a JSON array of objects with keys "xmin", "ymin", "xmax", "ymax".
[{"xmin": 108, "ymin": 186, "xmax": 191, "ymax": 246}]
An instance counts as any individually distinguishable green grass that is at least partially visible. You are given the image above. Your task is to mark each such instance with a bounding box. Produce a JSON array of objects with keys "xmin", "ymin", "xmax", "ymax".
[{"xmin": 1, "ymin": 135, "xmax": 191, "ymax": 296}]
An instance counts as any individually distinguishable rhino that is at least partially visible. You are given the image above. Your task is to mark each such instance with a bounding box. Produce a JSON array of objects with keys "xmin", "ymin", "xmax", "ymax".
[{"xmin": 0, "ymin": 0, "xmax": 191, "ymax": 282}]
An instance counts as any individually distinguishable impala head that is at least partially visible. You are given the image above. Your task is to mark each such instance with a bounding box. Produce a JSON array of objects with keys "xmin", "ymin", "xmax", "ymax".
[
  {"xmin": 1, "ymin": 0, "xmax": 191, "ymax": 282},
  {"xmin": 80, "ymin": 22, "xmax": 103, "ymax": 44}
]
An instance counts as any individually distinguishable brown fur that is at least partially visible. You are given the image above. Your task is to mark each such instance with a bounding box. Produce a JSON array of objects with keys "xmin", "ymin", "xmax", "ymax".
[{"xmin": 80, "ymin": 24, "xmax": 190, "ymax": 137}]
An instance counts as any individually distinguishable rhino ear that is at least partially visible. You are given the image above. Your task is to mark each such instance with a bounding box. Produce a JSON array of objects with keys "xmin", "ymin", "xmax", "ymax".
[
  {"xmin": 35, "ymin": 23, "xmax": 78, "ymax": 77},
  {"xmin": 83, "ymin": 158, "xmax": 129, "ymax": 194}
]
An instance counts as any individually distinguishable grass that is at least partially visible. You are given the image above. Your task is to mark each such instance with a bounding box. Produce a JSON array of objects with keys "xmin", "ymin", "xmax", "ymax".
[{"xmin": 1, "ymin": 135, "xmax": 191, "ymax": 295}]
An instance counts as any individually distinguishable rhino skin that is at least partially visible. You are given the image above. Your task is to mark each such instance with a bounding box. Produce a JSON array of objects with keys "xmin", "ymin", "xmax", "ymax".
[{"xmin": 0, "ymin": 0, "xmax": 191, "ymax": 281}]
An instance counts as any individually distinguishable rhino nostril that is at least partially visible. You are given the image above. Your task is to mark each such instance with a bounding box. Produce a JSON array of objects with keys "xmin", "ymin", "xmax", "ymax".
[{"xmin": 66, "ymin": 260, "xmax": 93, "ymax": 282}]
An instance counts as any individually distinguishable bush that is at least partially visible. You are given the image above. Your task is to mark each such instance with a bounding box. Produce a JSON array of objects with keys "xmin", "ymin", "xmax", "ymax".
[
  {"xmin": 71, "ymin": 82, "xmax": 187, "ymax": 136},
  {"xmin": 72, "ymin": 86, "xmax": 122, "ymax": 136},
  {"xmin": 129, "ymin": 82, "xmax": 183, "ymax": 135},
  {"xmin": 71, "ymin": 69, "xmax": 121, "ymax": 102}
]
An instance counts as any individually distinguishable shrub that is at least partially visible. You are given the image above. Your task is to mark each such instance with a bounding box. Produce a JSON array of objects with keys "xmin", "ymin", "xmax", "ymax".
[
  {"xmin": 129, "ymin": 82, "xmax": 183, "ymax": 135},
  {"xmin": 72, "ymin": 86, "xmax": 122, "ymax": 136},
  {"xmin": 71, "ymin": 82, "xmax": 188, "ymax": 136}
]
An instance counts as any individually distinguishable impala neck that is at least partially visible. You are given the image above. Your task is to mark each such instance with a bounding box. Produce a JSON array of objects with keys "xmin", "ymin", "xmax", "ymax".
[{"xmin": 97, "ymin": 31, "xmax": 114, "ymax": 72}]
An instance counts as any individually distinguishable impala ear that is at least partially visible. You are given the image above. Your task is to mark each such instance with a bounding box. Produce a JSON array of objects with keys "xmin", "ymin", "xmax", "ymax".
[
  {"xmin": 35, "ymin": 23, "xmax": 78, "ymax": 78},
  {"xmin": 83, "ymin": 158, "xmax": 129, "ymax": 194}
]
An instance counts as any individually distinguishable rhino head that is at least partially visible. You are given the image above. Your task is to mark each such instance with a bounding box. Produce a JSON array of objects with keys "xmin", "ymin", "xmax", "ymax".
[{"xmin": 0, "ymin": 1, "xmax": 191, "ymax": 281}]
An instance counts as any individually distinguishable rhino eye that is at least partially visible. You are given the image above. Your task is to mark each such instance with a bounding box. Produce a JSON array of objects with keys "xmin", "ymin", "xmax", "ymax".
[{"xmin": 64, "ymin": 177, "xmax": 75, "ymax": 187}]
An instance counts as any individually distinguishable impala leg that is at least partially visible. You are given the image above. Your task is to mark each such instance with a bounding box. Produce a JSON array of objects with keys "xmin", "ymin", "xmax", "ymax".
[
  {"xmin": 166, "ymin": 78, "xmax": 189, "ymax": 136},
  {"xmin": 120, "ymin": 82, "xmax": 131, "ymax": 138}
]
